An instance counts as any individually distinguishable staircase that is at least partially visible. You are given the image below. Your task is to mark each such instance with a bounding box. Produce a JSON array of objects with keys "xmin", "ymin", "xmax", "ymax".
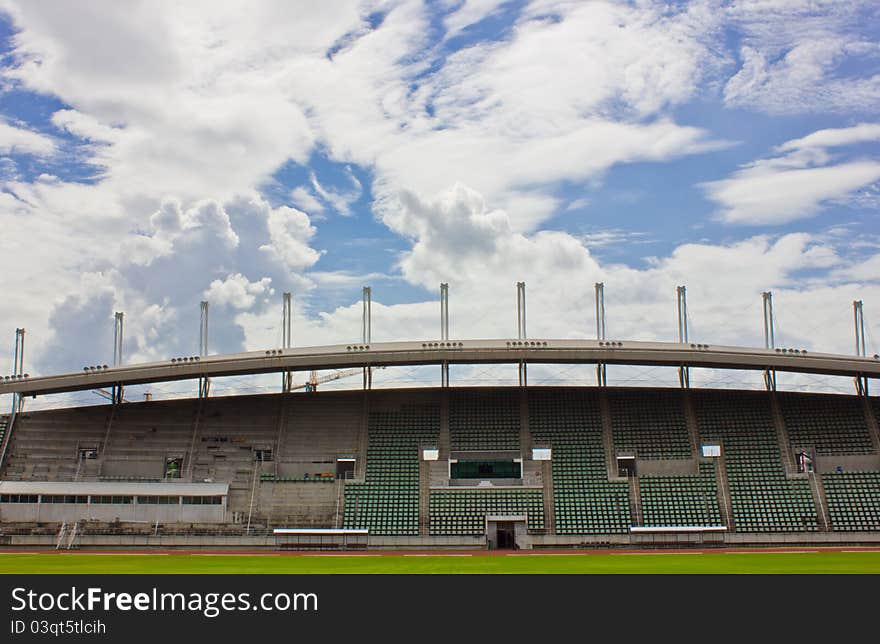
[
  {"xmin": 438, "ymin": 389, "xmax": 450, "ymax": 459},
  {"xmin": 245, "ymin": 459, "xmax": 260, "ymax": 532},
  {"xmin": 273, "ymin": 393, "xmax": 291, "ymax": 477},
  {"xmin": 541, "ymin": 460, "xmax": 555, "ymax": 534},
  {"xmin": 418, "ymin": 460, "xmax": 430, "ymax": 536},
  {"xmin": 681, "ymin": 391, "xmax": 702, "ymax": 457},
  {"xmin": 334, "ymin": 480, "xmax": 345, "ymax": 529},
  {"xmin": 628, "ymin": 475, "xmax": 642, "ymax": 527},
  {"xmin": 96, "ymin": 406, "xmax": 117, "ymax": 476},
  {"xmin": 809, "ymin": 471, "xmax": 831, "ymax": 531},
  {"xmin": 519, "ymin": 389, "xmax": 531, "ymax": 454},
  {"xmin": 714, "ymin": 452, "xmax": 734, "ymax": 531},
  {"xmin": 769, "ymin": 393, "xmax": 799, "ymax": 477},
  {"xmin": 598, "ymin": 390, "xmax": 619, "ymax": 479},
  {"xmin": 0, "ymin": 415, "xmax": 13, "ymax": 473},
  {"xmin": 184, "ymin": 398, "xmax": 206, "ymax": 480},
  {"xmin": 355, "ymin": 392, "xmax": 370, "ymax": 480}
]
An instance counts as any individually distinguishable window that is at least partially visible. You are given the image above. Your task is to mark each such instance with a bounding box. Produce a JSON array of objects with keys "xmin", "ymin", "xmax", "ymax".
[
  {"xmin": 450, "ymin": 460, "xmax": 522, "ymax": 479},
  {"xmin": 182, "ymin": 496, "xmax": 222, "ymax": 505},
  {"xmin": 532, "ymin": 448, "xmax": 552, "ymax": 461},
  {"xmin": 41, "ymin": 495, "xmax": 87, "ymax": 504},
  {"xmin": 702, "ymin": 444, "xmax": 721, "ymax": 458},
  {"xmin": 0, "ymin": 494, "xmax": 38, "ymax": 503},
  {"xmin": 90, "ymin": 496, "xmax": 133, "ymax": 504}
]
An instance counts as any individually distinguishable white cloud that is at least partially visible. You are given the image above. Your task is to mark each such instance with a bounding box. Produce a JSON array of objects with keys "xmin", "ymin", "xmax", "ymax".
[
  {"xmin": 777, "ymin": 122, "xmax": 880, "ymax": 152},
  {"xmin": 204, "ymin": 273, "xmax": 273, "ymax": 309},
  {"xmin": 260, "ymin": 205, "xmax": 323, "ymax": 270},
  {"xmin": 309, "ymin": 169, "xmax": 362, "ymax": 216},
  {"xmin": 723, "ymin": 1, "xmax": 880, "ymax": 114},
  {"xmin": 0, "ymin": 0, "xmax": 878, "ymax": 406},
  {"xmin": 704, "ymin": 160, "xmax": 880, "ymax": 226},
  {"xmin": 290, "ymin": 186, "xmax": 325, "ymax": 215},
  {"xmin": 277, "ymin": 183, "xmax": 872, "ymax": 374},
  {"xmin": 443, "ymin": 0, "xmax": 509, "ymax": 40},
  {"xmin": 703, "ymin": 124, "xmax": 880, "ymax": 225},
  {"xmin": 0, "ymin": 0, "xmax": 329, "ymax": 204},
  {"xmin": 50, "ymin": 109, "xmax": 119, "ymax": 143},
  {"xmin": 0, "ymin": 0, "xmax": 727, "ymax": 238},
  {"xmin": 0, "ymin": 120, "xmax": 55, "ymax": 156},
  {"xmin": 292, "ymin": 0, "xmax": 727, "ymax": 230}
]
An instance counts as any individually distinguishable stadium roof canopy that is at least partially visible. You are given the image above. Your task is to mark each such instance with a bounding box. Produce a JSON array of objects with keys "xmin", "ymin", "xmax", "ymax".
[{"xmin": 0, "ymin": 338, "xmax": 877, "ymax": 398}]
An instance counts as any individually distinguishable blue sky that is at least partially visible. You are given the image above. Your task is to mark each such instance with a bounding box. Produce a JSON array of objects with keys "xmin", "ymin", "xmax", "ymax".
[{"xmin": 0, "ymin": 0, "xmax": 878, "ymax": 402}]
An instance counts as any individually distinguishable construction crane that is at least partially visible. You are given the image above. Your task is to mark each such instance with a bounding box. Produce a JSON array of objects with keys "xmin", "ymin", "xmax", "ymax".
[
  {"xmin": 293, "ymin": 367, "xmax": 384, "ymax": 392},
  {"xmin": 91, "ymin": 369, "xmax": 373, "ymax": 400}
]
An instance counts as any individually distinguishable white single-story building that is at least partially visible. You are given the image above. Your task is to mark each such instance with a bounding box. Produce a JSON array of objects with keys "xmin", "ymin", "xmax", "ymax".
[{"xmin": 0, "ymin": 480, "xmax": 229, "ymax": 524}]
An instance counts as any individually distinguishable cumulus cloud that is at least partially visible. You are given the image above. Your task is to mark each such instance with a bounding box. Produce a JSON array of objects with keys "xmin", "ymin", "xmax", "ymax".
[
  {"xmin": 0, "ymin": 0, "xmax": 878, "ymax": 406},
  {"xmin": 204, "ymin": 273, "xmax": 273, "ymax": 309},
  {"xmin": 260, "ymin": 205, "xmax": 323, "ymax": 270},
  {"xmin": 377, "ymin": 182, "xmax": 862, "ymax": 359},
  {"xmin": 292, "ymin": 0, "xmax": 728, "ymax": 230}
]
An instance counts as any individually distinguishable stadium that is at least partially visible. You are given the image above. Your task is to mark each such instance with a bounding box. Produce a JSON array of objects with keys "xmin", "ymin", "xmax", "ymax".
[
  {"xmin": 0, "ymin": 1, "xmax": 879, "ymax": 578},
  {"xmin": 0, "ymin": 284, "xmax": 879, "ymax": 574}
]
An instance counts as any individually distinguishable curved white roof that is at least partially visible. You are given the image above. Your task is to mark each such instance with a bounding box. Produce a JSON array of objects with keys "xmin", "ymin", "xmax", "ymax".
[{"xmin": 0, "ymin": 338, "xmax": 877, "ymax": 397}]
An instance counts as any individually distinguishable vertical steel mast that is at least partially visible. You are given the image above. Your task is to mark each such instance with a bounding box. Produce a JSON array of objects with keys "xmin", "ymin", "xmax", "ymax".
[
  {"xmin": 676, "ymin": 285, "xmax": 690, "ymax": 388},
  {"xmin": 762, "ymin": 292, "xmax": 777, "ymax": 391},
  {"xmin": 516, "ymin": 282, "xmax": 527, "ymax": 386},
  {"xmin": 362, "ymin": 286, "xmax": 372, "ymax": 390},
  {"xmin": 854, "ymin": 300, "xmax": 868, "ymax": 395},
  {"xmin": 282, "ymin": 292, "xmax": 293, "ymax": 392},
  {"xmin": 595, "ymin": 282, "xmax": 607, "ymax": 386},
  {"xmin": 10, "ymin": 328, "xmax": 25, "ymax": 415},
  {"xmin": 112, "ymin": 312, "xmax": 125, "ymax": 404},
  {"xmin": 440, "ymin": 283, "xmax": 450, "ymax": 387},
  {"xmin": 199, "ymin": 301, "xmax": 210, "ymax": 398}
]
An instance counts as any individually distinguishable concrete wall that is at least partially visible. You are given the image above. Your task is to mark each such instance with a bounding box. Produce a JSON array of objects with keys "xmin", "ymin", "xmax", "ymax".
[
  {"xmin": 257, "ymin": 481, "xmax": 339, "ymax": 527},
  {"xmin": 815, "ymin": 454, "xmax": 880, "ymax": 473},
  {"xmin": 3, "ymin": 529, "xmax": 880, "ymax": 550},
  {"xmin": 636, "ymin": 458, "xmax": 698, "ymax": 476},
  {"xmin": 102, "ymin": 459, "xmax": 165, "ymax": 477}
]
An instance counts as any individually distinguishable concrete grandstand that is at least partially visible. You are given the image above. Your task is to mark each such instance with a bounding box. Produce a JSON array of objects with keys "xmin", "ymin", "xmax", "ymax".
[
  {"xmin": 0, "ymin": 287, "xmax": 878, "ymax": 550},
  {"xmin": 1, "ymin": 379, "xmax": 879, "ymax": 550}
]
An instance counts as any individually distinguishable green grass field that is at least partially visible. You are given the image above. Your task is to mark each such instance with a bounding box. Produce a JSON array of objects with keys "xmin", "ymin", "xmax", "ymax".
[{"xmin": 1, "ymin": 551, "xmax": 879, "ymax": 574}]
